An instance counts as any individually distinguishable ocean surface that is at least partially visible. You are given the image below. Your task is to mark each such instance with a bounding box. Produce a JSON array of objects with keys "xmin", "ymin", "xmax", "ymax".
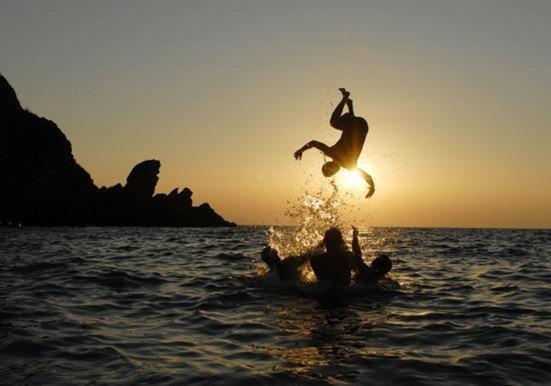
[{"xmin": 1, "ymin": 226, "xmax": 550, "ymax": 385}]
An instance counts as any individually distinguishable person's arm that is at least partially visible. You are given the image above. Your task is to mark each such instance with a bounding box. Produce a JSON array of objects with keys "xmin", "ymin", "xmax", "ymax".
[
  {"xmin": 294, "ymin": 142, "xmax": 312, "ymax": 159},
  {"xmin": 350, "ymin": 227, "xmax": 374, "ymax": 280},
  {"xmin": 280, "ymin": 252, "xmax": 312, "ymax": 273},
  {"xmin": 294, "ymin": 140, "xmax": 331, "ymax": 160},
  {"xmin": 352, "ymin": 226, "xmax": 361, "ymax": 261},
  {"xmin": 287, "ymin": 253, "xmax": 311, "ymax": 266},
  {"xmin": 283, "ymin": 238, "xmax": 323, "ymax": 267}
]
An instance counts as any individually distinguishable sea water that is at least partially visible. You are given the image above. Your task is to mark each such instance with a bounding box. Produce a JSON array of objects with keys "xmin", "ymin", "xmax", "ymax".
[{"xmin": 1, "ymin": 225, "xmax": 550, "ymax": 385}]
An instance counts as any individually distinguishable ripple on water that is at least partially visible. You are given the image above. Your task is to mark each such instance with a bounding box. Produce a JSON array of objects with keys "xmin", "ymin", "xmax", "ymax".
[{"xmin": 0, "ymin": 227, "xmax": 550, "ymax": 385}]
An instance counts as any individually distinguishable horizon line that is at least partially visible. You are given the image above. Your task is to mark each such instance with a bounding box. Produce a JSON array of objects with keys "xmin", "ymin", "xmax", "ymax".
[{"xmin": 239, "ymin": 224, "xmax": 551, "ymax": 231}]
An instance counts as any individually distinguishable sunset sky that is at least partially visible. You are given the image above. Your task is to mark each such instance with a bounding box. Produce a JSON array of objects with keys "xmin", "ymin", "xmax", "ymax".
[{"xmin": 1, "ymin": 0, "xmax": 550, "ymax": 228}]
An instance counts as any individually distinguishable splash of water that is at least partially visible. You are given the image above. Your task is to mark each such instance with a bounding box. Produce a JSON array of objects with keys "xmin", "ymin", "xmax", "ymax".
[
  {"xmin": 267, "ymin": 181, "xmax": 345, "ymax": 258},
  {"xmin": 264, "ymin": 176, "xmax": 401, "ymax": 287}
]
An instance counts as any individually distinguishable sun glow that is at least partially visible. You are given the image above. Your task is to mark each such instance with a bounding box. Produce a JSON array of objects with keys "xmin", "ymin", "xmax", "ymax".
[{"xmin": 336, "ymin": 169, "xmax": 367, "ymax": 191}]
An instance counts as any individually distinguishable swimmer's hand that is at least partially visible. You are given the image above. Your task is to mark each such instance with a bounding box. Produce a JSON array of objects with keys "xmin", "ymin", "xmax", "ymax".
[
  {"xmin": 352, "ymin": 226, "xmax": 359, "ymax": 239},
  {"xmin": 293, "ymin": 149, "xmax": 303, "ymax": 160}
]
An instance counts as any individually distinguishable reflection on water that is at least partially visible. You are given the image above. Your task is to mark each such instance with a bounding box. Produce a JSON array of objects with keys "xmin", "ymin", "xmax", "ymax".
[
  {"xmin": 258, "ymin": 284, "xmax": 399, "ymax": 384},
  {"xmin": 0, "ymin": 226, "xmax": 550, "ymax": 385}
]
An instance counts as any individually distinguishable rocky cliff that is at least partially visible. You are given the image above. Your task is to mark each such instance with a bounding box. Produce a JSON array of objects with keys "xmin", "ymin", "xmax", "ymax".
[{"xmin": 0, "ymin": 74, "xmax": 235, "ymax": 227}]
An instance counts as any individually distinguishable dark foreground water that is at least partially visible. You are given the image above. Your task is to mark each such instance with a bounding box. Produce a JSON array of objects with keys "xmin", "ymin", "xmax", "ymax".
[{"xmin": 1, "ymin": 227, "xmax": 550, "ymax": 385}]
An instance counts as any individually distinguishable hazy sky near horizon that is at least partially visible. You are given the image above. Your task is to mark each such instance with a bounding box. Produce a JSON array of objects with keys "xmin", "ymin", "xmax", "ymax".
[{"xmin": 1, "ymin": 0, "xmax": 550, "ymax": 227}]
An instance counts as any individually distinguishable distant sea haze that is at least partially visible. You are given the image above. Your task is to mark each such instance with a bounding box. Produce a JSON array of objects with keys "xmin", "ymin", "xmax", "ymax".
[{"xmin": 1, "ymin": 226, "xmax": 550, "ymax": 385}]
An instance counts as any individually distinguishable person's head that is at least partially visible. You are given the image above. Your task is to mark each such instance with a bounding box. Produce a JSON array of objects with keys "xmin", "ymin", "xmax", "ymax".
[
  {"xmin": 322, "ymin": 161, "xmax": 340, "ymax": 177},
  {"xmin": 323, "ymin": 227, "xmax": 344, "ymax": 251},
  {"xmin": 261, "ymin": 246, "xmax": 281, "ymax": 269},
  {"xmin": 370, "ymin": 254, "xmax": 392, "ymax": 278}
]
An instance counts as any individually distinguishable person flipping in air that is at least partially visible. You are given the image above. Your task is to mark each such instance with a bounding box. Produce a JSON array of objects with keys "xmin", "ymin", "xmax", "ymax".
[{"xmin": 294, "ymin": 88, "xmax": 375, "ymax": 198}]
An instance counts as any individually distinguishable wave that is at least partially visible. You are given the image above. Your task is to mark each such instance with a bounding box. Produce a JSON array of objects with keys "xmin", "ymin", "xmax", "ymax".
[{"xmin": 1, "ymin": 227, "xmax": 550, "ymax": 385}]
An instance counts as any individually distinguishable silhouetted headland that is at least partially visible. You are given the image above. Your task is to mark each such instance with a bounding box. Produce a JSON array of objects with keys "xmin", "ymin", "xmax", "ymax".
[{"xmin": 0, "ymin": 74, "xmax": 235, "ymax": 226}]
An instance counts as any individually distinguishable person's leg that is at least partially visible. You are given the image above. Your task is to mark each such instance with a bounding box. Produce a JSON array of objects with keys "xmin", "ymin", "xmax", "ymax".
[
  {"xmin": 346, "ymin": 98, "xmax": 355, "ymax": 117},
  {"xmin": 330, "ymin": 97, "xmax": 347, "ymax": 128},
  {"xmin": 330, "ymin": 89, "xmax": 350, "ymax": 128},
  {"xmin": 356, "ymin": 167, "xmax": 375, "ymax": 198}
]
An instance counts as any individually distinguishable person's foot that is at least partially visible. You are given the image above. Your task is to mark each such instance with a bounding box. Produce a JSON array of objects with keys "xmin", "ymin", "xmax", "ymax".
[
  {"xmin": 366, "ymin": 186, "xmax": 375, "ymax": 199},
  {"xmin": 339, "ymin": 88, "xmax": 350, "ymax": 99}
]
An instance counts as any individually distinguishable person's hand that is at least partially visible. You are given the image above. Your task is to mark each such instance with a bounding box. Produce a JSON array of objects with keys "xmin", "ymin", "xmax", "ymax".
[
  {"xmin": 294, "ymin": 149, "xmax": 303, "ymax": 160},
  {"xmin": 352, "ymin": 226, "xmax": 359, "ymax": 238}
]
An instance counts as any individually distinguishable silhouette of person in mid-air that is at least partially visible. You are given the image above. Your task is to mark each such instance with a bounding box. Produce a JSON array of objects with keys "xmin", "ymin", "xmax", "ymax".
[{"xmin": 294, "ymin": 88, "xmax": 375, "ymax": 198}]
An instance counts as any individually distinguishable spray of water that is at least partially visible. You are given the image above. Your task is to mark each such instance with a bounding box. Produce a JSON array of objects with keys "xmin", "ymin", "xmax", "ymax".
[
  {"xmin": 267, "ymin": 46, "xmax": 372, "ymax": 259},
  {"xmin": 263, "ymin": 176, "xmax": 401, "ymax": 289},
  {"xmin": 267, "ymin": 181, "xmax": 347, "ymax": 258}
]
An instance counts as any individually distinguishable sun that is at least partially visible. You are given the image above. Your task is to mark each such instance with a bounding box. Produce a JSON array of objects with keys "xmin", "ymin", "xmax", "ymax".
[{"xmin": 336, "ymin": 169, "xmax": 367, "ymax": 191}]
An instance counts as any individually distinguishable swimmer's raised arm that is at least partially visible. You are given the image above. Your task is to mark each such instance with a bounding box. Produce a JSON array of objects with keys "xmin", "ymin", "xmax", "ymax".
[
  {"xmin": 352, "ymin": 226, "xmax": 361, "ymax": 260},
  {"xmin": 350, "ymin": 226, "xmax": 373, "ymax": 279}
]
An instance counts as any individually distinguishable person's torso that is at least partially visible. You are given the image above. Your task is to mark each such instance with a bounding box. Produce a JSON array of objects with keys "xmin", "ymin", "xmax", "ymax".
[
  {"xmin": 310, "ymin": 251, "xmax": 354, "ymax": 285},
  {"xmin": 332, "ymin": 118, "xmax": 368, "ymax": 167}
]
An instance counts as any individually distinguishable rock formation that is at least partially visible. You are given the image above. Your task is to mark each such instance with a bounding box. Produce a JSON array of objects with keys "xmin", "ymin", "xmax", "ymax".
[{"xmin": 0, "ymin": 74, "xmax": 235, "ymax": 227}]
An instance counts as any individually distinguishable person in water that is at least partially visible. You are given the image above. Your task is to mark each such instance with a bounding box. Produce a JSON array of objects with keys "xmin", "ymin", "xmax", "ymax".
[
  {"xmin": 261, "ymin": 227, "xmax": 392, "ymax": 285},
  {"xmin": 294, "ymin": 88, "xmax": 375, "ymax": 198}
]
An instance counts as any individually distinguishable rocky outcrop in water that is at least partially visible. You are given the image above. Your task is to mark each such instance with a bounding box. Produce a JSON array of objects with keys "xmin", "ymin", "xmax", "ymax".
[
  {"xmin": 95, "ymin": 159, "xmax": 233, "ymax": 226},
  {"xmin": 0, "ymin": 74, "xmax": 235, "ymax": 227}
]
